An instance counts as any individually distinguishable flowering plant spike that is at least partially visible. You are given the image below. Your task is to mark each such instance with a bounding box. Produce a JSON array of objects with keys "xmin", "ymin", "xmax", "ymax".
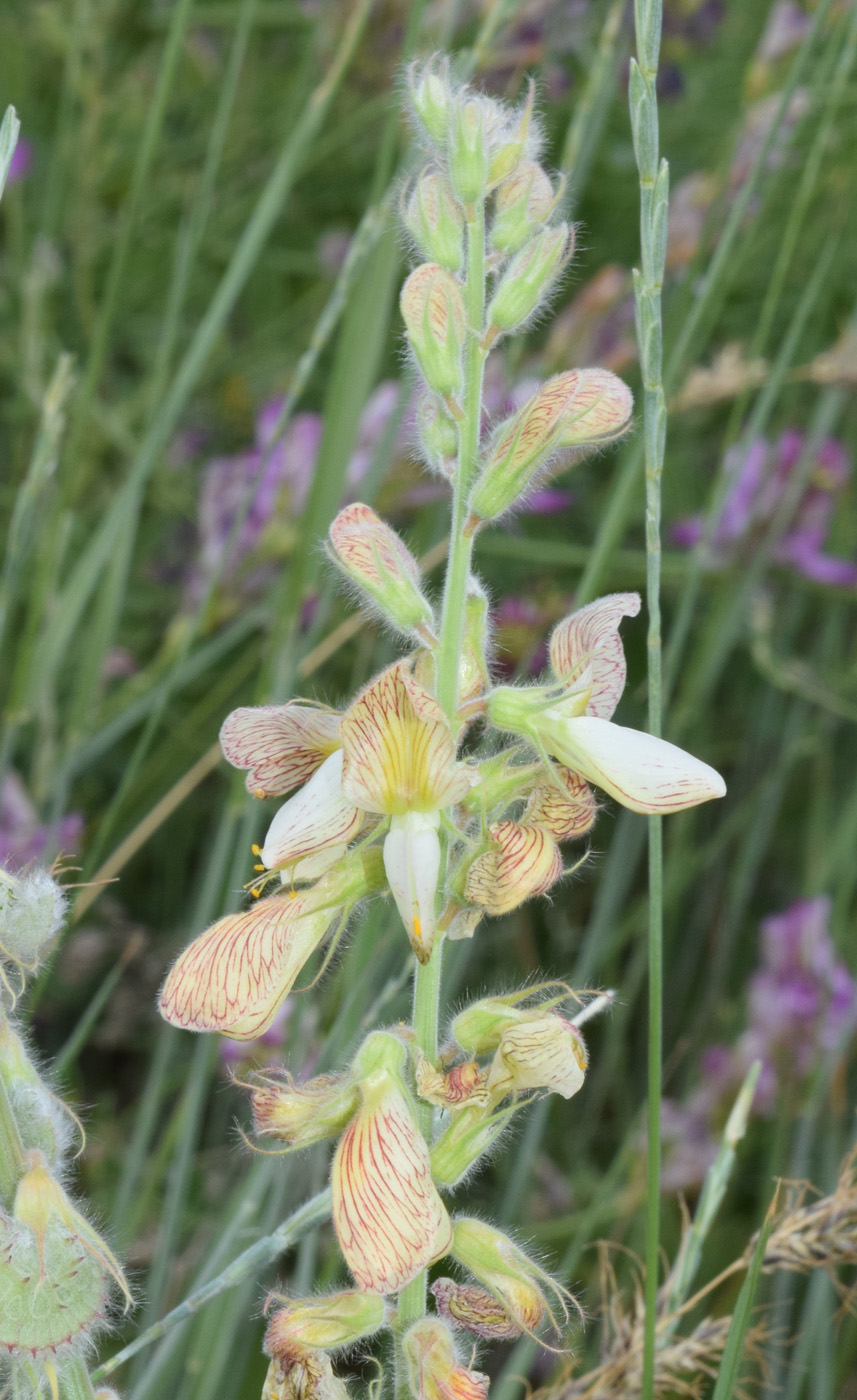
[{"xmin": 151, "ymin": 58, "xmax": 725, "ymax": 1400}]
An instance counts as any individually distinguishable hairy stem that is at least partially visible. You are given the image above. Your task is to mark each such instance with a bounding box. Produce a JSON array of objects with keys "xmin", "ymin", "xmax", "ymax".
[
  {"xmin": 0, "ymin": 1015, "xmax": 26, "ymax": 1208},
  {"xmin": 59, "ymin": 1357, "xmax": 97, "ymax": 1400}
]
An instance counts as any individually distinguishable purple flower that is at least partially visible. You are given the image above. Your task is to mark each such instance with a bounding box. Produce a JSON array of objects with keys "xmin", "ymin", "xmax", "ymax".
[
  {"xmin": 672, "ymin": 431, "xmax": 857, "ymax": 587},
  {"xmin": 0, "ymin": 772, "xmax": 84, "ymax": 870},
  {"xmin": 6, "ymin": 137, "xmax": 32, "ymax": 186}
]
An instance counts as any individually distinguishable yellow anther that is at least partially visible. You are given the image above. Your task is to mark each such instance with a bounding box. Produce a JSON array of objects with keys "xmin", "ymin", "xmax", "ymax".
[
  {"xmin": 413, "ymin": 915, "xmax": 422, "ymax": 942},
  {"xmin": 251, "ymin": 887, "xmax": 262, "ymax": 898},
  {"xmin": 288, "ymin": 888, "xmax": 298, "ymax": 900},
  {"xmin": 251, "ymin": 843, "xmax": 262, "ymax": 856},
  {"xmin": 254, "ymin": 863, "xmax": 266, "ymax": 872},
  {"xmin": 253, "ymin": 788, "xmax": 267, "ymax": 800}
]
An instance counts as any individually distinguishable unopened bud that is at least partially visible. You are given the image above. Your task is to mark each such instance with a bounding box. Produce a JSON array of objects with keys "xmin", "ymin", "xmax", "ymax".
[
  {"xmin": 452, "ymin": 988, "xmax": 556, "ymax": 1055},
  {"xmin": 250, "ymin": 1070, "xmax": 359, "ymax": 1149},
  {"xmin": 452, "ymin": 1218, "xmax": 571, "ymax": 1336},
  {"xmin": 448, "ymin": 97, "xmax": 492, "ymax": 205},
  {"xmin": 432, "ymin": 1277, "xmax": 523, "ymax": 1340},
  {"xmin": 486, "ymin": 224, "xmax": 570, "ymax": 335},
  {"xmin": 430, "ymin": 1101, "xmax": 509, "ymax": 1188},
  {"xmin": 265, "ymin": 1291, "xmax": 385, "ymax": 1353},
  {"xmin": 492, "ymin": 162, "xmax": 560, "ymax": 255},
  {"xmin": 464, "ymin": 821, "xmax": 562, "ymax": 915},
  {"xmin": 400, "ymin": 264, "xmax": 467, "ymax": 398},
  {"xmin": 403, "ymin": 1319, "xmax": 489, "ymax": 1400},
  {"xmin": 417, "ymin": 394, "xmax": 459, "ymax": 476},
  {"xmin": 486, "ymin": 82, "xmax": 536, "ymax": 188},
  {"xmin": 405, "ymin": 169, "xmax": 465, "ymax": 271},
  {"xmin": 0, "ymin": 1019, "xmax": 72, "ymax": 1168},
  {"xmin": 328, "ymin": 503, "xmax": 435, "ymax": 639},
  {"xmin": 458, "ymin": 581, "xmax": 491, "ymax": 705},
  {"xmin": 486, "ymin": 1013, "xmax": 588, "ymax": 1101},
  {"xmin": 524, "ymin": 768, "xmax": 597, "ymax": 840},
  {"xmin": 0, "ymin": 867, "xmax": 68, "ymax": 991},
  {"xmin": 409, "ymin": 58, "xmax": 453, "ymax": 145},
  {"xmin": 554, "ymin": 367, "xmax": 633, "ymax": 448}
]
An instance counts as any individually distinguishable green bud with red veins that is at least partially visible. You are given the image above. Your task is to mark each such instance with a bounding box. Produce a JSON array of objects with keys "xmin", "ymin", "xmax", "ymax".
[
  {"xmin": 264, "ymin": 1291, "xmax": 385, "ymax": 1353},
  {"xmin": 405, "ymin": 169, "xmax": 465, "ymax": 272},
  {"xmin": 328, "ymin": 503, "xmax": 435, "ymax": 641},
  {"xmin": 400, "ymin": 263, "xmax": 467, "ymax": 399},
  {"xmin": 492, "ymin": 162, "xmax": 561, "ymax": 255},
  {"xmin": 408, "ymin": 57, "xmax": 453, "ymax": 145},
  {"xmin": 486, "ymin": 1013, "xmax": 588, "ymax": 1102},
  {"xmin": 447, "ymin": 96, "xmax": 493, "ymax": 205},
  {"xmin": 554, "ymin": 367, "xmax": 634, "ymax": 448},
  {"xmin": 250, "ymin": 1069, "xmax": 359, "ymax": 1149},
  {"xmin": 486, "ymin": 223, "xmax": 571, "ymax": 336},
  {"xmin": 417, "ymin": 394, "xmax": 459, "ymax": 477},
  {"xmin": 486, "ymin": 82, "xmax": 537, "ymax": 188}
]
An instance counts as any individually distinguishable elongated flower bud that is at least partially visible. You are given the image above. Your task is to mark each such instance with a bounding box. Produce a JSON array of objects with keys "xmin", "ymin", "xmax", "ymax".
[
  {"xmin": 486, "ymin": 225, "xmax": 570, "ymax": 336},
  {"xmin": 417, "ymin": 394, "xmax": 459, "ymax": 477},
  {"xmin": 486, "ymin": 82, "xmax": 536, "ymax": 187},
  {"xmin": 250, "ymin": 1070, "xmax": 359, "ymax": 1149},
  {"xmin": 524, "ymin": 768, "xmax": 597, "ymax": 841},
  {"xmin": 430, "ymin": 1100, "xmax": 512, "ymax": 1188},
  {"xmin": 448, "ymin": 98, "xmax": 492, "ymax": 205},
  {"xmin": 405, "ymin": 169, "xmax": 465, "ymax": 271},
  {"xmin": 486, "ymin": 1013, "xmax": 588, "ymax": 1101},
  {"xmin": 0, "ymin": 1151, "xmax": 130, "ymax": 1358},
  {"xmin": 329, "ymin": 503, "xmax": 435, "ymax": 639},
  {"xmin": 464, "ymin": 821, "xmax": 562, "ymax": 916},
  {"xmin": 408, "ymin": 58, "xmax": 453, "ymax": 145},
  {"xmin": 431, "ymin": 1277, "xmax": 523, "ymax": 1340},
  {"xmin": 451, "ymin": 989, "xmax": 555, "ymax": 1055},
  {"xmin": 400, "ymin": 264, "xmax": 467, "ymax": 399},
  {"xmin": 332, "ymin": 1033, "xmax": 452, "ymax": 1293},
  {"xmin": 492, "ymin": 162, "xmax": 560, "ymax": 255},
  {"xmin": 264, "ymin": 1291, "xmax": 385, "ymax": 1353},
  {"xmin": 469, "ymin": 370, "xmax": 633, "ymax": 523},
  {"xmin": 403, "ymin": 1319, "xmax": 489, "ymax": 1400}
]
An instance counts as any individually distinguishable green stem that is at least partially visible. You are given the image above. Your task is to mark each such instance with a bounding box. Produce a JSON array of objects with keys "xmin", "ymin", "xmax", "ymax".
[
  {"xmin": 57, "ymin": 1356, "xmax": 97, "ymax": 1400},
  {"xmin": 0, "ymin": 1014, "xmax": 26, "ymax": 1208},
  {"xmin": 397, "ymin": 201, "xmax": 488, "ymax": 1392}
]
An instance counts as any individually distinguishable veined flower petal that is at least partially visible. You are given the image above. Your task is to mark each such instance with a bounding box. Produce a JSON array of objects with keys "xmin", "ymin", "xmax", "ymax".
[
  {"xmin": 403, "ymin": 1319, "xmax": 490, "ymax": 1400},
  {"xmin": 431, "ymin": 1278, "xmax": 523, "ymax": 1340},
  {"xmin": 158, "ymin": 892, "xmax": 333, "ymax": 1040},
  {"xmin": 541, "ymin": 713, "xmax": 726, "ymax": 815},
  {"xmin": 465, "ymin": 822, "xmax": 562, "ymax": 916},
  {"xmin": 415, "ymin": 1058, "xmax": 489, "ymax": 1110},
  {"xmin": 486, "ymin": 1014, "xmax": 588, "ymax": 1101},
  {"xmin": 262, "ymin": 1348, "xmax": 351, "ymax": 1400},
  {"xmin": 261, "ymin": 751, "xmax": 364, "ymax": 870},
  {"xmin": 341, "ymin": 664, "xmax": 472, "ymax": 815},
  {"xmin": 548, "ymin": 592, "xmax": 640, "ymax": 718},
  {"xmin": 220, "ymin": 703, "xmax": 341, "ymax": 798},
  {"xmin": 524, "ymin": 767, "xmax": 597, "ymax": 840},
  {"xmin": 383, "ymin": 811, "xmax": 441, "ymax": 962},
  {"xmin": 332, "ymin": 1077, "xmax": 452, "ymax": 1294}
]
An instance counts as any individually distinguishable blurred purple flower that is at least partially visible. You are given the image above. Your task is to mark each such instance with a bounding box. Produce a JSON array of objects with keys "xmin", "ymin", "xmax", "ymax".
[
  {"xmin": 7, "ymin": 138, "xmax": 32, "ymax": 185},
  {"xmin": 220, "ymin": 999, "xmax": 293, "ymax": 1070},
  {"xmin": 0, "ymin": 771, "xmax": 84, "ymax": 869},
  {"xmin": 755, "ymin": 0, "xmax": 811, "ymax": 66},
  {"xmin": 661, "ymin": 896, "xmax": 857, "ymax": 1190},
  {"xmin": 672, "ymin": 431, "xmax": 857, "ymax": 587}
]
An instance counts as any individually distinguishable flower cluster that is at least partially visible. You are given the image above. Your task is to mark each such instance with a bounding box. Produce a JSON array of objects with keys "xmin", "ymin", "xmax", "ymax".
[
  {"xmin": 661, "ymin": 896, "xmax": 856, "ymax": 1191},
  {"xmin": 158, "ymin": 60, "xmax": 725, "ymax": 1398}
]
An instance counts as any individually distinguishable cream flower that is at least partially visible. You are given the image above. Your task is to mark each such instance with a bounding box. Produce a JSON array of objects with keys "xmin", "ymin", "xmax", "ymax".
[
  {"xmin": 340, "ymin": 663, "xmax": 474, "ymax": 960},
  {"xmin": 487, "ymin": 592, "xmax": 726, "ymax": 815}
]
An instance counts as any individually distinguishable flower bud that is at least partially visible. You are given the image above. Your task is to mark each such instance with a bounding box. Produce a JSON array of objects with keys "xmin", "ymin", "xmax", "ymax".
[
  {"xmin": 464, "ymin": 821, "xmax": 562, "ymax": 916},
  {"xmin": 417, "ymin": 394, "xmax": 459, "ymax": 476},
  {"xmin": 332, "ymin": 1032, "xmax": 452, "ymax": 1293},
  {"xmin": 0, "ymin": 1019, "xmax": 72, "ymax": 1168},
  {"xmin": 403, "ymin": 1319, "xmax": 489, "ymax": 1400},
  {"xmin": 0, "ymin": 1151, "xmax": 131, "ymax": 1357},
  {"xmin": 524, "ymin": 768, "xmax": 597, "ymax": 840},
  {"xmin": 430, "ymin": 1101, "xmax": 510, "ymax": 1188},
  {"xmin": 452, "ymin": 1218, "xmax": 570, "ymax": 1336},
  {"xmin": 250, "ymin": 1070, "xmax": 359, "ymax": 1149},
  {"xmin": 400, "ymin": 264, "xmax": 467, "ymax": 399},
  {"xmin": 486, "ymin": 1013, "xmax": 588, "ymax": 1101},
  {"xmin": 469, "ymin": 368, "xmax": 631, "ymax": 523},
  {"xmin": 408, "ymin": 58, "xmax": 453, "ymax": 145},
  {"xmin": 262, "ymin": 1349, "xmax": 351, "ymax": 1400},
  {"xmin": 448, "ymin": 97, "xmax": 492, "ymax": 205},
  {"xmin": 264, "ymin": 1291, "xmax": 385, "ymax": 1353},
  {"xmin": 451, "ymin": 988, "xmax": 554, "ymax": 1055},
  {"xmin": 486, "ymin": 224, "xmax": 570, "ymax": 335},
  {"xmin": 486, "ymin": 83, "xmax": 536, "ymax": 188},
  {"xmin": 457, "ymin": 580, "xmax": 491, "ymax": 706},
  {"xmin": 405, "ymin": 169, "xmax": 465, "ymax": 271},
  {"xmin": 492, "ymin": 162, "xmax": 560, "ymax": 255},
  {"xmin": 328, "ymin": 503, "xmax": 435, "ymax": 639},
  {"xmin": 431, "ymin": 1277, "xmax": 523, "ymax": 1340},
  {"xmin": 0, "ymin": 867, "xmax": 67, "ymax": 991}
]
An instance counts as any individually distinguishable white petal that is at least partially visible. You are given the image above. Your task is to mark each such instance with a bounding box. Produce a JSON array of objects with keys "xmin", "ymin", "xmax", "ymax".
[
  {"xmin": 261, "ymin": 750, "xmax": 363, "ymax": 869},
  {"xmin": 541, "ymin": 714, "xmax": 726, "ymax": 815},
  {"xmin": 383, "ymin": 812, "xmax": 441, "ymax": 961}
]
